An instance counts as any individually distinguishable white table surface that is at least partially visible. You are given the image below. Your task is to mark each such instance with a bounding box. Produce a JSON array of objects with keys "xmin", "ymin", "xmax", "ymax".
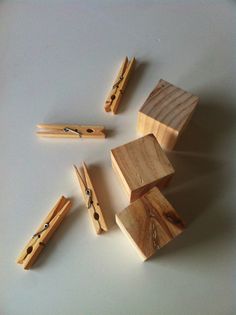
[{"xmin": 1, "ymin": 1, "xmax": 236, "ymax": 315}]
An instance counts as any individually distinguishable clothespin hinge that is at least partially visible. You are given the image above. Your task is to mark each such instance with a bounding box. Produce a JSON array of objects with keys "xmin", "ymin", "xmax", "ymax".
[{"xmin": 64, "ymin": 127, "xmax": 82, "ymax": 137}]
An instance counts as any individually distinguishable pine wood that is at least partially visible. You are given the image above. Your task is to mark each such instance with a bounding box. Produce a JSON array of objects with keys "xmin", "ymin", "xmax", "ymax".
[
  {"xmin": 111, "ymin": 134, "xmax": 174, "ymax": 202},
  {"xmin": 116, "ymin": 187, "xmax": 185, "ymax": 261},
  {"xmin": 105, "ymin": 57, "xmax": 135, "ymax": 114},
  {"xmin": 74, "ymin": 163, "xmax": 108, "ymax": 234},
  {"xmin": 36, "ymin": 124, "xmax": 105, "ymax": 138},
  {"xmin": 138, "ymin": 79, "xmax": 199, "ymax": 150},
  {"xmin": 17, "ymin": 196, "xmax": 72, "ymax": 270}
]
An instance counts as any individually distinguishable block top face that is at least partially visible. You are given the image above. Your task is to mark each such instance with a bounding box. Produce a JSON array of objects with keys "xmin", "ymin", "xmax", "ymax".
[
  {"xmin": 116, "ymin": 187, "xmax": 185, "ymax": 260},
  {"xmin": 111, "ymin": 134, "xmax": 174, "ymax": 193},
  {"xmin": 139, "ymin": 79, "xmax": 199, "ymax": 133}
]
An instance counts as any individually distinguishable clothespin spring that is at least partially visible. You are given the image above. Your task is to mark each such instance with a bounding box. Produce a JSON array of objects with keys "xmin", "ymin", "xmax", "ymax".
[
  {"xmin": 85, "ymin": 188, "xmax": 92, "ymax": 209},
  {"xmin": 85, "ymin": 188, "xmax": 101, "ymax": 223},
  {"xmin": 23, "ymin": 223, "xmax": 50, "ymax": 258},
  {"xmin": 64, "ymin": 127, "xmax": 82, "ymax": 137},
  {"xmin": 33, "ymin": 223, "xmax": 50, "ymax": 238},
  {"xmin": 105, "ymin": 76, "xmax": 124, "ymax": 107},
  {"xmin": 113, "ymin": 75, "xmax": 124, "ymax": 89}
]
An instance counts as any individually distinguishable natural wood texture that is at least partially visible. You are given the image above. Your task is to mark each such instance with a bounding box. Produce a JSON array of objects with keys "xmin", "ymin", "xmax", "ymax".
[
  {"xmin": 17, "ymin": 196, "xmax": 71, "ymax": 270},
  {"xmin": 111, "ymin": 134, "xmax": 174, "ymax": 202},
  {"xmin": 138, "ymin": 79, "xmax": 199, "ymax": 150},
  {"xmin": 36, "ymin": 124, "xmax": 105, "ymax": 138},
  {"xmin": 105, "ymin": 57, "xmax": 135, "ymax": 114},
  {"xmin": 74, "ymin": 163, "xmax": 108, "ymax": 234},
  {"xmin": 116, "ymin": 187, "xmax": 185, "ymax": 261}
]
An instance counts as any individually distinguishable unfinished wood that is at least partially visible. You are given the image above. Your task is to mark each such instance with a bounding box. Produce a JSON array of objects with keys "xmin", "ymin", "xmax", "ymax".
[
  {"xmin": 36, "ymin": 124, "xmax": 105, "ymax": 139},
  {"xmin": 111, "ymin": 134, "xmax": 174, "ymax": 202},
  {"xmin": 138, "ymin": 79, "xmax": 199, "ymax": 150},
  {"xmin": 116, "ymin": 187, "xmax": 185, "ymax": 261},
  {"xmin": 105, "ymin": 57, "xmax": 135, "ymax": 114},
  {"xmin": 17, "ymin": 196, "xmax": 72, "ymax": 270},
  {"xmin": 74, "ymin": 163, "xmax": 108, "ymax": 234}
]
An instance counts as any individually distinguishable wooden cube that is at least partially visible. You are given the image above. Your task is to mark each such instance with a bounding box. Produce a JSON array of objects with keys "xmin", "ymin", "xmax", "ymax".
[
  {"xmin": 111, "ymin": 134, "xmax": 174, "ymax": 202},
  {"xmin": 116, "ymin": 187, "xmax": 185, "ymax": 261},
  {"xmin": 138, "ymin": 79, "xmax": 199, "ymax": 150}
]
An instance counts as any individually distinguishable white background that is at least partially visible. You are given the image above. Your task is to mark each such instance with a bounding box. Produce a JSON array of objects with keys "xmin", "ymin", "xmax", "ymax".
[{"xmin": 1, "ymin": 1, "xmax": 236, "ymax": 315}]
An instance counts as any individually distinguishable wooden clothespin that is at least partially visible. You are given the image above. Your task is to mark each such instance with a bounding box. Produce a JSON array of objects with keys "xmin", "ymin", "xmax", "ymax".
[
  {"xmin": 74, "ymin": 163, "xmax": 108, "ymax": 234},
  {"xmin": 105, "ymin": 57, "xmax": 135, "ymax": 114},
  {"xmin": 36, "ymin": 124, "xmax": 106, "ymax": 139},
  {"xmin": 17, "ymin": 196, "xmax": 71, "ymax": 270}
]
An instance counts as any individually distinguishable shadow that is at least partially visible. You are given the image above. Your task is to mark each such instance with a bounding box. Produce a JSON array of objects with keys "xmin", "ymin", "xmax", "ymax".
[
  {"xmin": 88, "ymin": 164, "xmax": 117, "ymax": 230},
  {"xmin": 118, "ymin": 61, "xmax": 151, "ymax": 114},
  {"xmin": 149, "ymin": 206, "xmax": 233, "ymax": 262},
  {"xmin": 165, "ymin": 155, "xmax": 225, "ymax": 219},
  {"xmin": 148, "ymin": 94, "xmax": 236, "ymax": 261},
  {"xmin": 105, "ymin": 128, "xmax": 116, "ymax": 138},
  {"xmin": 173, "ymin": 96, "xmax": 236, "ymax": 155},
  {"xmin": 33, "ymin": 201, "xmax": 83, "ymax": 269},
  {"xmin": 164, "ymin": 94, "xmax": 236, "ymax": 218}
]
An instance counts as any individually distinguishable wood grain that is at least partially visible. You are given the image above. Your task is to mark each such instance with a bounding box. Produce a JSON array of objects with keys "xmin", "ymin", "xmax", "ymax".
[
  {"xmin": 111, "ymin": 134, "xmax": 174, "ymax": 202},
  {"xmin": 138, "ymin": 79, "xmax": 199, "ymax": 150},
  {"xmin": 116, "ymin": 187, "xmax": 185, "ymax": 261}
]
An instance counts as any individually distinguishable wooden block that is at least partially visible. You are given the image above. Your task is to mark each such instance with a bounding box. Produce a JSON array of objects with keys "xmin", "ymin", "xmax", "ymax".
[
  {"xmin": 111, "ymin": 134, "xmax": 174, "ymax": 202},
  {"xmin": 116, "ymin": 187, "xmax": 185, "ymax": 261},
  {"xmin": 138, "ymin": 79, "xmax": 199, "ymax": 150}
]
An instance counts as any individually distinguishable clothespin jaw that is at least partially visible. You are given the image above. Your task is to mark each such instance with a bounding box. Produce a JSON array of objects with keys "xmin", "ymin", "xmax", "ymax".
[
  {"xmin": 17, "ymin": 196, "xmax": 71, "ymax": 270},
  {"xmin": 105, "ymin": 57, "xmax": 136, "ymax": 114},
  {"xmin": 36, "ymin": 124, "xmax": 106, "ymax": 139},
  {"xmin": 74, "ymin": 163, "xmax": 108, "ymax": 234}
]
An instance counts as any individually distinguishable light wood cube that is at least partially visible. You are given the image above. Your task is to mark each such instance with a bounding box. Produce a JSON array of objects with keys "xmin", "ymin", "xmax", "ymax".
[
  {"xmin": 116, "ymin": 187, "xmax": 185, "ymax": 261},
  {"xmin": 138, "ymin": 79, "xmax": 199, "ymax": 150},
  {"xmin": 111, "ymin": 134, "xmax": 174, "ymax": 202}
]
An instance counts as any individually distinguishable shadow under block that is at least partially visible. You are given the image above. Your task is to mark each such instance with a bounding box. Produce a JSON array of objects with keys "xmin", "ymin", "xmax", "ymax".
[
  {"xmin": 111, "ymin": 134, "xmax": 175, "ymax": 202},
  {"xmin": 116, "ymin": 187, "xmax": 185, "ymax": 261},
  {"xmin": 138, "ymin": 79, "xmax": 199, "ymax": 150}
]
